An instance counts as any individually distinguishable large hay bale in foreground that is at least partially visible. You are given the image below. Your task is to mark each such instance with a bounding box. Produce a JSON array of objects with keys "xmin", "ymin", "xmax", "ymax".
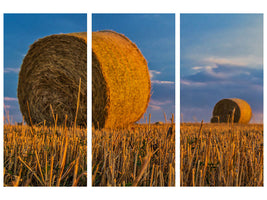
[
  {"xmin": 17, "ymin": 32, "xmax": 87, "ymax": 126},
  {"xmin": 211, "ymin": 98, "xmax": 252, "ymax": 124},
  {"xmin": 92, "ymin": 30, "xmax": 151, "ymax": 129}
]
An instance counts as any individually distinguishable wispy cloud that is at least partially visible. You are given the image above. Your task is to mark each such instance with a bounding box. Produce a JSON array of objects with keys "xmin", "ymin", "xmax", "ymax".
[
  {"xmin": 148, "ymin": 104, "xmax": 161, "ymax": 110},
  {"xmin": 251, "ymin": 112, "xmax": 263, "ymax": 123},
  {"xmin": 148, "ymin": 99, "xmax": 172, "ymax": 111},
  {"xmin": 151, "ymin": 80, "xmax": 174, "ymax": 85},
  {"xmin": 150, "ymin": 99, "xmax": 171, "ymax": 106},
  {"xmin": 191, "ymin": 64, "xmax": 231, "ymax": 79},
  {"xmin": 181, "ymin": 80, "xmax": 207, "ymax": 87},
  {"xmin": 4, "ymin": 97, "xmax": 18, "ymax": 101},
  {"xmin": 149, "ymin": 70, "xmax": 161, "ymax": 79},
  {"xmin": 192, "ymin": 65, "xmax": 215, "ymax": 71},
  {"xmin": 4, "ymin": 104, "xmax": 11, "ymax": 109},
  {"xmin": 204, "ymin": 56, "xmax": 262, "ymax": 69},
  {"xmin": 184, "ymin": 62, "xmax": 261, "ymax": 86},
  {"xmin": 4, "ymin": 67, "xmax": 20, "ymax": 73}
]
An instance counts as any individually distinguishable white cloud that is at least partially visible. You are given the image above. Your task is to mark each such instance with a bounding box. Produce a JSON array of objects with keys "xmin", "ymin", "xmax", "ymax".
[
  {"xmin": 149, "ymin": 70, "xmax": 161, "ymax": 79},
  {"xmin": 190, "ymin": 61, "xmax": 254, "ymax": 81},
  {"xmin": 192, "ymin": 65, "xmax": 216, "ymax": 71},
  {"xmin": 4, "ymin": 105, "xmax": 11, "ymax": 109},
  {"xmin": 4, "ymin": 97, "xmax": 18, "ymax": 101},
  {"xmin": 148, "ymin": 104, "xmax": 161, "ymax": 111},
  {"xmin": 148, "ymin": 99, "xmax": 172, "ymax": 111},
  {"xmin": 180, "ymin": 80, "xmax": 207, "ymax": 87},
  {"xmin": 204, "ymin": 56, "xmax": 262, "ymax": 68},
  {"xmin": 4, "ymin": 67, "xmax": 20, "ymax": 73},
  {"xmin": 151, "ymin": 80, "xmax": 174, "ymax": 85},
  {"xmin": 191, "ymin": 64, "xmax": 225, "ymax": 78}
]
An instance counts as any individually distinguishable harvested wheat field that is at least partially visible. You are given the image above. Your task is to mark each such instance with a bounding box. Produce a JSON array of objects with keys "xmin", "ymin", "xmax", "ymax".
[
  {"xmin": 180, "ymin": 122, "xmax": 263, "ymax": 186},
  {"xmin": 4, "ymin": 123, "xmax": 87, "ymax": 186},
  {"xmin": 92, "ymin": 117, "xmax": 175, "ymax": 186}
]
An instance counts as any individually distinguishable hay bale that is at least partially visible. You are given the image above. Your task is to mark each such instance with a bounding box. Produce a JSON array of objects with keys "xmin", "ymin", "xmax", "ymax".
[
  {"xmin": 17, "ymin": 32, "xmax": 87, "ymax": 126},
  {"xmin": 211, "ymin": 98, "xmax": 252, "ymax": 124},
  {"xmin": 92, "ymin": 30, "xmax": 151, "ymax": 129}
]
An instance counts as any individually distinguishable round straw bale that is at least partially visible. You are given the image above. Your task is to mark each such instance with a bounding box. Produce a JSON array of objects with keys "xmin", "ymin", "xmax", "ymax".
[
  {"xmin": 92, "ymin": 30, "xmax": 151, "ymax": 129},
  {"xmin": 17, "ymin": 32, "xmax": 87, "ymax": 127},
  {"xmin": 211, "ymin": 98, "xmax": 252, "ymax": 124}
]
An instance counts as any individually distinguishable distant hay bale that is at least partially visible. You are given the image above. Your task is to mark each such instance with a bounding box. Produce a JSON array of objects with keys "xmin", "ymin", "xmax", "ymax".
[
  {"xmin": 17, "ymin": 32, "xmax": 87, "ymax": 126},
  {"xmin": 92, "ymin": 30, "xmax": 151, "ymax": 129},
  {"xmin": 211, "ymin": 98, "xmax": 252, "ymax": 124}
]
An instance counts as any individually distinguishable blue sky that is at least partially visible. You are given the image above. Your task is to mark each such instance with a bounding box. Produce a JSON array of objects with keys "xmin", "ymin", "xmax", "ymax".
[
  {"xmin": 180, "ymin": 14, "xmax": 263, "ymax": 123},
  {"xmin": 93, "ymin": 14, "xmax": 175, "ymax": 123},
  {"xmin": 4, "ymin": 14, "xmax": 87, "ymax": 123}
]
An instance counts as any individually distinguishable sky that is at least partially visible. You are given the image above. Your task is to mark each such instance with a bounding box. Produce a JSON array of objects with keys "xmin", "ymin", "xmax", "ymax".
[
  {"xmin": 4, "ymin": 14, "xmax": 175, "ymax": 124},
  {"xmin": 4, "ymin": 14, "xmax": 87, "ymax": 123},
  {"xmin": 180, "ymin": 14, "xmax": 263, "ymax": 123},
  {"xmin": 93, "ymin": 14, "xmax": 175, "ymax": 123}
]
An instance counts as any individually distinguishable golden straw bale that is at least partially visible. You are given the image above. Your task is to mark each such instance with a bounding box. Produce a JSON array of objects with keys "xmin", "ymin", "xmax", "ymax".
[
  {"xmin": 17, "ymin": 32, "xmax": 87, "ymax": 126},
  {"xmin": 211, "ymin": 98, "xmax": 252, "ymax": 124},
  {"xmin": 92, "ymin": 30, "xmax": 151, "ymax": 129}
]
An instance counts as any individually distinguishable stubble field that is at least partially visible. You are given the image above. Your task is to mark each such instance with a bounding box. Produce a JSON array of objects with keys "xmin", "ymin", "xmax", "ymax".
[
  {"xmin": 4, "ymin": 123, "xmax": 87, "ymax": 186},
  {"xmin": 180, "ymin": 122, "xmax": 263, "ymax": 186},
  {"xmin": 92, "ymin": 121, "xmax": 175, "ymax": 186}
]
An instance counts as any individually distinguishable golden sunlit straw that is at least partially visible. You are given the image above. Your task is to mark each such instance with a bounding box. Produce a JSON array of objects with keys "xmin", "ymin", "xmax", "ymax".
[
  {"xmin": 92, "ymin": 30, "xmax": 151, "ymax": 129},
  {"xmin": 211, "ymin": 98, "xmax": 252, "ymax": 124}
]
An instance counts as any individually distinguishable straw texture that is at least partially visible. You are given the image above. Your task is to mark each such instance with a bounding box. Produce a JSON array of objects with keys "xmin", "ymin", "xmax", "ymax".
[
  {"xmin": 92, "ymin": 30, "xmax": 151, "ymax": 129},
  {"xmin": 17, "ymin": 32, "xmax": 87, "ymax": 126},
  {"xmin": 211, "ymin": 98, "xmax": 252, "ymax": 124}
]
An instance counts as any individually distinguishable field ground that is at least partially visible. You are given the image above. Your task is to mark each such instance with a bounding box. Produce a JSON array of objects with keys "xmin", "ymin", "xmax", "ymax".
[
  {"xmin": 92, "ymin": 123, "xmax": 175, "ymax": 186},
  {"xmin": 4, "ymin": 124, "xmax": 87, "ymax": 186},
  {"xmin": 6, "ymin": 120, "xmax": 260, "ymax": 187},
  {"xmin": 180, "ymin": 122, "xmax": 263, "ymax": 186}
]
